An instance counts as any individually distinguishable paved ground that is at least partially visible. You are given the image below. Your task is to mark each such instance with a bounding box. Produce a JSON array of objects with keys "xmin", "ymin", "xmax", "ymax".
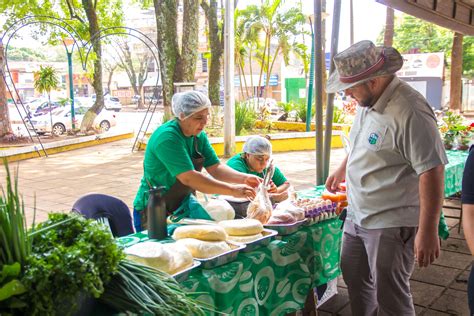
[{"xmin": 0, "ymin": 138, "xmax": 470, "ymax": 315}]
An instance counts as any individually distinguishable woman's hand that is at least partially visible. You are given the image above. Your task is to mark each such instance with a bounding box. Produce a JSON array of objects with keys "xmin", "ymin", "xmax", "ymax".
[
  {"xmin": 245, "ymin": 174, "xmax": 262, "ymax": 188},
  {"xmin": 270, "ymin": 191, "xmax": 289, "ymax": 203},
  {"xmin": 267, "ymin": 180, "xmax": 278, "ymax": 193},
  {"xmin": 232, "ymin": 184, "xmax": 257, "ymax": 200}
]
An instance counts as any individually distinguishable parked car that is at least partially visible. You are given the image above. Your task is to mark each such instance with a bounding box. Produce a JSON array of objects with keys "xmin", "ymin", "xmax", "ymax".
[
  {"xmin": 29, "ymin": 106, "xmax": 117, "ymax": 136},
  {"xmin": 32, "ymin": 101, "xmax": 64, "ymax": 117},
  {"xmin": 91, "ymin": 94, "xmax": 122, "ymax": 112},
  {"xmin": 243, "ymin": 97, "xmax": 280, "ymax": 115}
]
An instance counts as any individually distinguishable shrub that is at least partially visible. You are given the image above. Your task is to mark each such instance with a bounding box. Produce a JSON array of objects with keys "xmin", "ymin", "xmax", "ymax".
[{"xmin": 235, "ymin": 102, "xmax": 257, "ymax": 135}]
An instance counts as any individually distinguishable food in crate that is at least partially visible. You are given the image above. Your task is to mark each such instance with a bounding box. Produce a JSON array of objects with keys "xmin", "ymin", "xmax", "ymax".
[
  {"xmin": 321, "ymin": 185, "xmax": 348, "ymax": 215},
  {"xmin": 296, "ymin": 198, "xmax": 338, "ymax": 223},
  {"xmin": 124, "ymin": 241, "xmax": 193, "ymax": 274},
  {"xmin": 219, "ymin": 218, "xmax": 265, "ymax": 243}
]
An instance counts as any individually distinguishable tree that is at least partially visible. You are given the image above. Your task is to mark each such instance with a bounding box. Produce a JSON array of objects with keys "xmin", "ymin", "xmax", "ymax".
[
  {"xmin": 0, "ymin": 42, "xmax": 13, "ymax": 138},
  {"xmin": 383, "ymin": 7, "xmax": 394, "ymax": 47},
  {"xmin": 0, "ymin": 0, "xmax": 123, "ymax": 133},
  {"xmin": 34, "ymin": 65, "xmax": 60, "ymax": 135},
  {"xmin": 148, "ymin": 0, "xmax": 200, "ymax": 116},
  {"xmin": 378, "ymin": 14, "xmax": 474, "ymax": 110},
  {"xmin": 201, "ymin": 0, "xmax": 224, "ymax": 106},
  {"xmin": 450, "ymin": 32, "xmax": 463, "ymax": 111},
  {"xmin": 240, "ymin": 0, "xmax": 306, "ymax": 98},
  {"xmin": 111, "ymin": 40, "xmax": 151, "ymax": 109},
  {"xmin": 103, "ymin": 59, "xmax": 119, "ymax": 95}
]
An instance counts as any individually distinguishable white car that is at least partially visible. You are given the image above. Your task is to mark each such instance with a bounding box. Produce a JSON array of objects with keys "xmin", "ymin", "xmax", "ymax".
[
  {"xmin": 29, "ymin": 106, "xmax": 117, "ymax": 136},
  {"xmin": 92, "ymin": 94, "xmax": 122, "ymax": 112}
]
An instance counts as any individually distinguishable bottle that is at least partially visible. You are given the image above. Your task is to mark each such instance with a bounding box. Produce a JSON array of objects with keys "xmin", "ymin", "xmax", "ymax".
[{"xmin": 147, "ymin": 186, "xmax": 167, "ymax": 240}]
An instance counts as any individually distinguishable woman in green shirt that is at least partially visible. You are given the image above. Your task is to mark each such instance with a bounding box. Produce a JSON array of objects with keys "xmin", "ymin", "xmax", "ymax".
[
  {"xmin": 133, "ymin": 91, "xmax": 260, "ymax": 232},
  {"xmin": 227, "ymin": 136, "xmax": 291, "ymax": 213}
]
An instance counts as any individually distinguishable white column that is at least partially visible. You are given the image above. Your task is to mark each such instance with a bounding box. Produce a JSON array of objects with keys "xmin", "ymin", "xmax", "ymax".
[{"xmin": 224, "ymin": 0, "xmax": 235, "ymax": 157}]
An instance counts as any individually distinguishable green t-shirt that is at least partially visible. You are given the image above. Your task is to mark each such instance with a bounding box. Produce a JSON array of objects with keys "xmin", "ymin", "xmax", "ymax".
[
  {"xmin": 226, "ymin": 153, "xmax": 288, "ymax": 186},
  {"xmin": 133, "ymin": 119, "xmax": 220, "ymax": 211}
]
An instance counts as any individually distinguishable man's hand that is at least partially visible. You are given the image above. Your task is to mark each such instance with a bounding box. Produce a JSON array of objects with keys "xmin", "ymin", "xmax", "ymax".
[
  {"xmin": 325, "ymin": 167, "xmax": 346, "ymax": 193},
  {"xmin": 414, "ymin": 229, "xmax": 440, "ymax": 267},
  {"xmin": 232, "ymin": 184, "xmax": 257, "ymax": 200},
  {"xmin": 245, "ymin": 174, "xmax": 262, "ymax": 188}
]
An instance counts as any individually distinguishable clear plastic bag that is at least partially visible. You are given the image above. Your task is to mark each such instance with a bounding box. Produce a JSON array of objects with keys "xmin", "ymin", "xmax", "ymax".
[
  {"xmin": 246, "ymin": 163, "xmax": 275, "ymax": 224},
  {"xmin": 246, "ymin": 183, "xmax": 273, "ymax": 224}
]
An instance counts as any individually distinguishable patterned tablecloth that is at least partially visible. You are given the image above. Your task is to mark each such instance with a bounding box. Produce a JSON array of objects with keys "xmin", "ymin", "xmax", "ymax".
[
  {"xmin": 444, "ymin": 150, "xmax": 469, "ymax": 197},
  {"xmin": 179, "ymin": 218, "xmax": 342, "ymax": 316}
]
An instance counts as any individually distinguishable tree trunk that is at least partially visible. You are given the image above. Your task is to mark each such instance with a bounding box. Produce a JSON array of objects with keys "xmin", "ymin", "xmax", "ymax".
[
  {"xmin": 201, "ymin": 0, "xmax": 223, "ymax": 106},
  {"xmin": 384, "ymin": 7, "xmax": 394, "ymax": 47},
  {"xmin": 177, "ymin": 0, "xmax": 199, "ymax": 82},
  {"xmin": 81, "ymin": 0, "xmax": 104, "ymax": 133},
  {"xmin": 0, "ymin": 42, "xmax": 13, "ymax": 137},
  {"xmin": 154, "ymin": 0, "xmax": 179, "ymax": 117},
  {"xmin": 450, "ymin": 32, "xmax": 463, "ymax": 111}
]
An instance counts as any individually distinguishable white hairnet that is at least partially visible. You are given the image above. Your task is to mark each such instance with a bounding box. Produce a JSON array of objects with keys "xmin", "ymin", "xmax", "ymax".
[
  {"xmin": 243, "ymin": 136, "xmax": 272, "ymax": 156},
  {"xmin": 172, "ymin": 91, "xmax": 211, "ymax": 120}
]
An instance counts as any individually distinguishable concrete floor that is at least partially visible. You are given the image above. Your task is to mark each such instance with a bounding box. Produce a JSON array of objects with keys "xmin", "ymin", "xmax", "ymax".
[{"xmin": 0, "ymin": 138, "xmax": 470, "ymax": 315}]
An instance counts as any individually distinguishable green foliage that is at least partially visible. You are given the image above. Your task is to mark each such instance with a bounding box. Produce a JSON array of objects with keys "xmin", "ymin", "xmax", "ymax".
[
  {"xmin": 0, "ymin": 162, "xmax": 29, "ymax": 312},
  {"xmin": 295, "ymin": 100, "xmax": 314, "ymax": 123},
  {"xmin": 377, "ymin": 14, "xmax": 474, "ymax": 78},
  {"xmin": 22, "ymin": 213, "xmax": 124, "ymax": 315},
  {"xmin": 33, "ymin": 65, "xmax": 59, "ymax": 96},
  {"xmin": 279, "ymin": 101, "xmax": 294, "ymax": 114},
  {"xmin": 235, "ymin": 102, "xmax": 257, "ymax": 135},
  {"xmin": 332, "ymin": 106, "xmax": 346, "ymax": 124}
]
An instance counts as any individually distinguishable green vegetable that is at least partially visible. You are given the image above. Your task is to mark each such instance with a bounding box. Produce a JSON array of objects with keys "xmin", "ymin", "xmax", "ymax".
[
  {"xmin": 100, "ymin": 259, "xmax": 211, "ymax": 315},
  {"xmin": 20, "ymin": 213, "xmax": 124, "ymax": 315}
]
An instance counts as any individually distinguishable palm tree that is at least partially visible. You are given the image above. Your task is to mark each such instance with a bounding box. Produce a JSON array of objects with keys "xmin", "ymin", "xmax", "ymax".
[
  {"xmin": 34, "ymin": 65, "xmax": 59, "ymax": 136},
  {"xmin": 243, "ymin": 0, "xmax": 306, "ymax": 98}
]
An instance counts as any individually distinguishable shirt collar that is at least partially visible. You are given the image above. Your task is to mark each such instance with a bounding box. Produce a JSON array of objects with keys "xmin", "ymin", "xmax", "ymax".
[{"xmin": 370, "ymin": 76, "xmax": 400, "ymax": 113}]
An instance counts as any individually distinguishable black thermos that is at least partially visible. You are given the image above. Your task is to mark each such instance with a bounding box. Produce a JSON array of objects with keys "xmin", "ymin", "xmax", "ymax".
[{"xmin": 147, "ymin": 186, "xmax": 167, "ymax": 240}]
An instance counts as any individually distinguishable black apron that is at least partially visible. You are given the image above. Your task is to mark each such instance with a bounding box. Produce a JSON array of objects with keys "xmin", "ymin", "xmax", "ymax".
[
  {"xmin": 162, "ymin": 136, "xmax": 204, "ymax": 214},
  {"xmin": 140, "ymin": 137, "xmax": 204, "ymax": 229}
]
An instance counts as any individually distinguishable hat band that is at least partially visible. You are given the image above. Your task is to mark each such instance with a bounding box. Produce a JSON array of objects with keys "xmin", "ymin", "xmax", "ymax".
[{"xmin": 339, "ymin": 51, "xmax": 386, "ymax": 84}]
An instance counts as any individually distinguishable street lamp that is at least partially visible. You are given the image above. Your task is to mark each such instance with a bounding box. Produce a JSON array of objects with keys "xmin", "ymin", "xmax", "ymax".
[{"xmin": 62, "ymin": 38, "xmax": 76, "ymax": 130}]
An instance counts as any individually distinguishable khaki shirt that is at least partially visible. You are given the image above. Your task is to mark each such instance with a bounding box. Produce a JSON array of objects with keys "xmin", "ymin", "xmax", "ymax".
[{"xmin": 346, "ymin": 77, "xmax": 448, "ymax": 228}]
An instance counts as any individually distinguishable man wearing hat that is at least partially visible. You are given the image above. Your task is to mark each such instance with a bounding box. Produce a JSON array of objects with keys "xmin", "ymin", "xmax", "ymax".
[{"xmin": 325, "ymin": 40, "xmax": 447, "ymax": 315}]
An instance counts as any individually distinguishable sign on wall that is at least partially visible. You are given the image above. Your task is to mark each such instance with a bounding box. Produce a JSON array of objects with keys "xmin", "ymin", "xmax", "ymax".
[{"xmin": 396, "ymin": 52, "xmax": 444, "ymax": 78}]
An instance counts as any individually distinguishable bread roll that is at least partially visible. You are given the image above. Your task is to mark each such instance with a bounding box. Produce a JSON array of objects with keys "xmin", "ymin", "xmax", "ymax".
[
  {"xmin": 172, "ymin": 224, "xmax": 228, "ymax": 241},
  {"xmin": 125, "ymin": 241, "xmax": 193, "ymax": 274},
  {"xmin": 227, "ymin": 233, "xmax": 263, "ymax": 244},
  {"xmin": 218, "ymin": 219, "xmax": 264, "ymax": 236},
  {"xmin": 176, "ymin": 238, "xmax": 231, "ymax": 259}
]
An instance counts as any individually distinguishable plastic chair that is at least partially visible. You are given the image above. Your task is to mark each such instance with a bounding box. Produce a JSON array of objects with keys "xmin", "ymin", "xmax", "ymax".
[{"xmin": 72, "ymin": 193, "xmax": 134, "ymax": 237}]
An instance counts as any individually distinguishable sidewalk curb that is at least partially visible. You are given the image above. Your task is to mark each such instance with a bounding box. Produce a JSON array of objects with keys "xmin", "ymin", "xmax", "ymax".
[{"xmin": 0, "ymin": 130, "xmax": 134, "ymax": 162}]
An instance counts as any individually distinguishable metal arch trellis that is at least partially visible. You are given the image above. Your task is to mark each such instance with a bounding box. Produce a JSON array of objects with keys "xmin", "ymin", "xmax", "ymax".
[
  {"xmin": 1, "ymin": 15, "xmax": 87, "ymax": 158},
  {"xmin": 80, "ymin": 26, "xmax": 163, "ymax": 152},
  {"xmin": 1, "ymin": 16, "xmax": 163, "ymax": 155}
]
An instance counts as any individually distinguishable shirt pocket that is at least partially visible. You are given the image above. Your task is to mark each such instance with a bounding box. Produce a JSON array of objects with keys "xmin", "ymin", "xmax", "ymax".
[{"xmin": 362, "ymin": 120, "xmax": 387, "ymax": 152}]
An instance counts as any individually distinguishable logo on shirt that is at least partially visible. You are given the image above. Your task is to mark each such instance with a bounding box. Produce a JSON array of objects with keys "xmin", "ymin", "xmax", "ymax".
[{"xmin": 368, "ymin": 132, "xmax": 379, "ymax": 145}]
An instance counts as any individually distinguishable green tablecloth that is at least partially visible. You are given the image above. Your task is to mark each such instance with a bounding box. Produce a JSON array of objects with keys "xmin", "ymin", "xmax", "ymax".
[
  {"xmin": 179, "ymin": 218, "xmax": 342, "ymax": 315},
  {"xmin": 444, "ymin": 150, "xmax": 469, "ymax": 197}
]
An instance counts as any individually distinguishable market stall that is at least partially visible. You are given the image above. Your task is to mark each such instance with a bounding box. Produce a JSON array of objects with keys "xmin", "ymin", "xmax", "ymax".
[{"xmin": 116, "ymin": 185, "xmax": 343, "ymax": 315}]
